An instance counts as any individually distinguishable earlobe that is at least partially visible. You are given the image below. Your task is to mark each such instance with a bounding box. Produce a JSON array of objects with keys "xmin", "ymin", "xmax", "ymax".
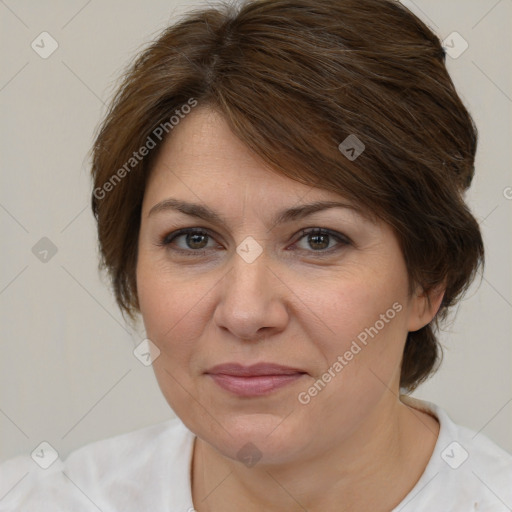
[{"xmin": 407, "ymin": 285, "xmax": 445, "ymax": 332}]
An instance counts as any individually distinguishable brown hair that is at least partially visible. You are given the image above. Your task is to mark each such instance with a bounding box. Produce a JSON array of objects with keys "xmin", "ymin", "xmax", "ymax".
[{"xmin": 91, "ymin": 0, "xmax": 484, "ymax": 392}]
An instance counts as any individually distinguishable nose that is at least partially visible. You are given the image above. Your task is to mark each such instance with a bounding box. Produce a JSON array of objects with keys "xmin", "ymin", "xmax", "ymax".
[{"xmin": 213, "ymin": 247, "xmax": 289, "ymax": 341}]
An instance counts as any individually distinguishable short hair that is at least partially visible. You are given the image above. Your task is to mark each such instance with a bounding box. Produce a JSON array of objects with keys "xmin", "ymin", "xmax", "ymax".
[{"xmin": 91, "ymin": 0, "xmax": 484, "ymax": 392}]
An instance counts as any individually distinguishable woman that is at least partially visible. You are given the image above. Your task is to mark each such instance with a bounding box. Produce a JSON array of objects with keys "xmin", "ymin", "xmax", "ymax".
[{"xmin": 1, "ymin": 0, "xmax": 511, "ymax": 510}]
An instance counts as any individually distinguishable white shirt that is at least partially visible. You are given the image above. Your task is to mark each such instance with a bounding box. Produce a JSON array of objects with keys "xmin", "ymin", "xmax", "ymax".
[{"xmin": 1, "ymin": 397, "xmax": 511, "ymax": 511}]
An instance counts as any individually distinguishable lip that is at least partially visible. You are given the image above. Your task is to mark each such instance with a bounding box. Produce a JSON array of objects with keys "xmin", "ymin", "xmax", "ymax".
[{"xmin": 205, "ymin": 363, "xmax": 307, "ymax": 397}]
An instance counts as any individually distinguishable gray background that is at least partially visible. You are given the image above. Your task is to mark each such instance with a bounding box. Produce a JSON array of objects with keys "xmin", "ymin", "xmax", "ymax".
[{"xmin": 1, "ymin": 0, "xmax": 511, "ymax": 462}]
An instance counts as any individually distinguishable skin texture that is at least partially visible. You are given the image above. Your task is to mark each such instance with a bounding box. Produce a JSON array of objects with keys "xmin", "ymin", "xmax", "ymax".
[{"xmin": 136, "ymin": 107, "xmax": 443, "ymax": 512}]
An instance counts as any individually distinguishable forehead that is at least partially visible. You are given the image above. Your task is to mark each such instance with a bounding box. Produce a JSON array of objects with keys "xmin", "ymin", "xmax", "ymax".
[
  {"xmin": 147, "ymin": 107, "xmax": 289, "ymax": 187},
  {"xmin": 140, "ymin": 107, "xmax": 386, "ymax": 241},
  {"xmin": 144, "ymin": 107, "xmax": 354, "ymax": 211},
  {"xmin": 145, "ymin": 107, "xmax": 312, "ymax": 204}
]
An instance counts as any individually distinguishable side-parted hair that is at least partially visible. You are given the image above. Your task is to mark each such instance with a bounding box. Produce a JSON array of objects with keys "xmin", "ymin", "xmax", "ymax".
[{"xmin": 91, "ymin": 0, "xmax": 484, "ymax": 392}]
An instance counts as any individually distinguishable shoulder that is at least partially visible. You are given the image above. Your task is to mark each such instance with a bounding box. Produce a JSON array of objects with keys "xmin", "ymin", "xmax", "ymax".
[
  {"xmin": 396, "ymin": 396, "xmax": 512, "ymax": 512},
  {"xmin": 450, "ymin": 416, "xmax": 512, "ymax": 506},
  {"xmin": 0, "ymin": 418, "xmax": 195, "ymax": 511}
]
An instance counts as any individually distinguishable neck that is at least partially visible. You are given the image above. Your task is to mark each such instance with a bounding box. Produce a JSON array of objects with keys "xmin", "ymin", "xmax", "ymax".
[{"xmin": 191, "ymin": 397, "xmax": 439, "ymax": 512}]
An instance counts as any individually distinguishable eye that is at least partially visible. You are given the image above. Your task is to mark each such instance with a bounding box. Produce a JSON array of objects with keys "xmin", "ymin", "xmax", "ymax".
[
  {"xmin": 292, "ymin": 228, "xmax": 350, "ymax": 253},
  {"xmin": 158, "ymin": 227, "xmax": 221, "ymax": 253},
  {"xmin": 157, "ymin": 226, "xmax": 351, "ymax": 256}
]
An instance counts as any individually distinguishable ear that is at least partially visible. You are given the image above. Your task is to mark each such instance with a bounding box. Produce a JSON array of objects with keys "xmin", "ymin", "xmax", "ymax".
[{"xmin": 407, "ymin": 284, "xmax": 445, "ymax": 332}]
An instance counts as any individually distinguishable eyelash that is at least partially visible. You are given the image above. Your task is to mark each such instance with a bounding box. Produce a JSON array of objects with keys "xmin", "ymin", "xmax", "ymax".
[{"xmin": 157, "ymin": 227, "xmax": 351, "ymax": 257}]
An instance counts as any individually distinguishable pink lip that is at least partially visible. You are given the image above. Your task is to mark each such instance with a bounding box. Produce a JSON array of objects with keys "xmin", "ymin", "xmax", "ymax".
[{"xmin": 205, "ymin": 363, "xmax": 307, "ymax": 397}]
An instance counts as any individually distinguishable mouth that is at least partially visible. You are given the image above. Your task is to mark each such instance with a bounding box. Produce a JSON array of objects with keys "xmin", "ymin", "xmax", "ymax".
[{"xmin": 205, "ymin": 362, "xmax": 308, "ymax": 397}]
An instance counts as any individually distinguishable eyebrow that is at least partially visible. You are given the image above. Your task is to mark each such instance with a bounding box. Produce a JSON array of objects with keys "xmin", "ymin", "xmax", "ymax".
[{"xmin": 148, "ymin": 198, "xmax": 362, "ymax": 227}]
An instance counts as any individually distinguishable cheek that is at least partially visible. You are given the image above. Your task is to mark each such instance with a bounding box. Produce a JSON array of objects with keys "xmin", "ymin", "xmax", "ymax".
[
  {"xmin": 294, "ymin": 264, "xmax": 410, "ymax": 387},
  {"xmin": 136, "ymin": 255, "xmax": 208, "ymax": 366},
  {"xmin": 303, "ymin": 267, "xmax": 407, "ymax": 341},
  {"xmin": 136, "ymin": 256, "xmax": 212, "ymax": 414},
  {"xmin": 137, "ymin": 251, "xmax": 206, "ymax": 334},
  {"xmin": 294, "ymin": 278, "xmax": 409, "ymax": 427}
]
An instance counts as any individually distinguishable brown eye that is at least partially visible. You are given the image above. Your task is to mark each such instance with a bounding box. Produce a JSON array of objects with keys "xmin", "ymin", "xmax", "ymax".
[
  {"xmin": 294, "ymin": 228, "xmax": 350, "ymax": 253},
  {"xmin": 308, "ymin": 232, "xmax": 330, "ymax": 250},
  {"xmin": 186, "ymin": 232, "xmax": 209, "ymax": 249},
  {"xmin": 160, "ymin": 228, "xmax": 219, "ymax": 253}
]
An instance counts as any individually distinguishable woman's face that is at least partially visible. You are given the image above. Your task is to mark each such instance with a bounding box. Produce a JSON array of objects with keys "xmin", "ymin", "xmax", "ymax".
[{"xmin": 137, "ymin": 107, "xmax": 430, "ymax": 465}]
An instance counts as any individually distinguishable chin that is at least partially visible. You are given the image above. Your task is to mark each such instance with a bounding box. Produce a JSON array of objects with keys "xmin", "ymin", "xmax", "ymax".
[{"xmin": 197, "ymin": 412, "xmax": 310, "ymax": 466}]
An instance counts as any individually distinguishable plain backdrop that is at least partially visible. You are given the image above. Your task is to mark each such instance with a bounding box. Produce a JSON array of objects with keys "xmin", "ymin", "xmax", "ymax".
[{"xmin": 0, "ymin": 0, "xmax": 511, "ymax": 463}]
